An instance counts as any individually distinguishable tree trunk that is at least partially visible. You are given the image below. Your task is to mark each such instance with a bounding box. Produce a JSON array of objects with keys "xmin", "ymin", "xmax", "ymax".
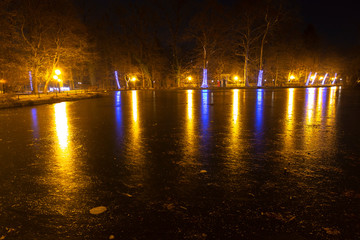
[{"xmin": 244, "ymin": 49, "xmax": 249, "ymax": 87}]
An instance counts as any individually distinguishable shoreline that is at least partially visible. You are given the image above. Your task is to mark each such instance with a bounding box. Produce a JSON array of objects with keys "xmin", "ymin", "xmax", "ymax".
[
  {"xmin": 0, "ymin": 91, "xmax": 108, "ymax": 110},
  {"xmin": 0, "ymin": 85, "xmax": 347, "ymax": 110}
]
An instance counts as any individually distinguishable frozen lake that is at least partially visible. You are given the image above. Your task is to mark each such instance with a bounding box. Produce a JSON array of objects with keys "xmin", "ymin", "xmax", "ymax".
[{"xmin": 0, "ymin": 87, "xmax": 359, "ymax": 239}]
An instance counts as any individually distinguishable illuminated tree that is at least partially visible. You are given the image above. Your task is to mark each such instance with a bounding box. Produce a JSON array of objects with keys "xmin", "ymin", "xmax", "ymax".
[
  {"xmin": 188, "ymin": 0, "xmax": 226, "ymax": 87},
  {"xmin": 16, "ymin": 0, "xmax": 89, "ymax": 93}
]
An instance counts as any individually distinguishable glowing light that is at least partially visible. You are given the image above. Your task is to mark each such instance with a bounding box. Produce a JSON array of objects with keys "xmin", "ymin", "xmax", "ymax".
[
  {"xmin": 184, "ymin": 89, "xmax": 196, "ymax": 159},
  {"xmin": 332, "ymin": 73, "xmax": 337, "ymax": 85},
  {"xmin": 319, "ymin": 77, "xmax": 324, "ymax": 80},
  {"xmin": 316, "ymin": 88, "xmax": 324, "ymax": 122},
  {"xmin": 187, "ymin": 90, "xmax": 193, "ymax": 120},
  {"xmin": 229, "ymin": 89, "xmax": 242, "ymax": 159},
  {"xmin": 129, "ymin": 90, "xmax": 141, "ymax": 160},
  {"xmin": 31, "ymin": 108, "xmax": 39, "ymax": 139},
  {"xmin": 55, "ymin": 69, "xmax": 61, "ymax": 75},
  {"xmin": 257, "ymin": 70, "xmax": 263, "ymax": 87},
  {"xmin": 311, "ymin": 72, "xmax": 317, "ymax": 85},
  {"xmin": 232, "ymin": 89, "xmax": 239, "ymax": 123},
  {"xmin": 201, "ymin": 90, "xmax": 209, "ymax": 131},
  {"xmin": 321, "ymin": 73, "xmax": 328, "ymax": 85},
  {"xmin": 289, "ymin": 75, "xmax": 295, "ymax": 80},
  {"xmin": 132, "ymin": 90, "xmax": 138, "ymax": 122},
  {"xmin": 115, "ymin": 71, "xmax": 121, "ymax": 89},
  {"xmin": 287, "ymin": 88, "xmax": 294, "ymax": 118},
  {"xmin": 54, "ymin": 102, "xmax": 69, "ymax": 150},
  {"xmin": 234, "ymin": 75, "xmax": 239, "ymax": 81},
  {"xmin": 306, "ymin": 88, "xmax": 316, "ymax": 124},
  {"xmin": 188, "ymin": 76, "xmax": 192, "ymax": 81},
  {"xmin": 131, "ymin": 77, "xmax": 137, "ymax": 81},
  {"xmin": 201, "ymin": 69, "xmax": 208, "ymax": 88},
  {"xmin": 284, "ymin": 88, "xmax": 295, "ymax": 151},
  {"xmin": 327, "ymin": 87, "xmax": 337, "ymax": 126},
  {"xmin": 115, "ymin": 92, "xmax": 122, "ymax": 137},
  {"xmin": 255, "ymin": 89, "xmax": 264, "ymax": 133},
  {"xmin": 53, "ymin": 75, "xmax": 59, "ymax": 80},
  {"xmin": 29, "ymin": 71, "xmax": 33, "ymax": 91},
  {"xmin": 60, "ymin": 87, "xmax": 70, "ymax": 91}
]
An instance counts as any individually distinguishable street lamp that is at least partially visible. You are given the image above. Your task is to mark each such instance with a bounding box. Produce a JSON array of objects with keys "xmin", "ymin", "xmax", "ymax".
[
  {"xmin": 53, "ymin": 69, "xmax": 61, "ymax": 93},
  {"xmin": 131, "ymin": 76, "xmax": 137, "ymax": 88}
]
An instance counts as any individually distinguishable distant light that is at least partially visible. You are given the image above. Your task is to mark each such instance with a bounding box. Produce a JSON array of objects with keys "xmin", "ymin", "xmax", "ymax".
[
  {"xmin": 321, "ymin": 73, "xmax": 328, "ymax": 85},
  {"xmin": 53, "ymin": 75, "xmax": 59, "ymax": 80},
  {"xmin": 188, "ymin": 76, "xmax": 192, "ymax": 81},
  {"xmin": 332, "ymin": 73, "xmax": 337, "ymax": 84},
  {"xmin": 131, "ymin": 77, "xmax": 137, "ymax": 81},
  {"xmin": 290, "ymin": 75, "xmax": 295, "ymax": 80},
  {"xmin": 201, "ymin": 69, "xmax": 208, "ymax": 88},
  {"xmin": 311, "ymin": 73, "xmax": 317, "ymax": 85},
  {"xmin": 257, "ymin": 70, "xmax": 263, "ymax": 87},
  {"xmin": 57, "ymin": 79, "xmax": 61, "ymax": 82},
  {"xmin": 55, "ymin": 69, "xmax": 61, "ymax": 75},
  {"xmin": 60, "ymin": 87, "xmax": 70, "ymax": 91},
  {"xmin": 319, "ymin": 76, "xmax": 324, "ymax": 80},
  {"xmin": 114, "ymin": 71, "xmax": 120, "ymax": 89},
  {"xmin": 234, "ymin": 75, "xmax": 239, "ymax": 81}
]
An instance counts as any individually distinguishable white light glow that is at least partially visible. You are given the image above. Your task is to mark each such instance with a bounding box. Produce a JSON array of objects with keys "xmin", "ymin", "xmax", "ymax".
[
  {"xmin": 115, "ymin": 71, "xmax": 121, "ymax": 89},
  {"xmin": 201, "ymin": 69, "xmax": 208, "ymax": 88}
]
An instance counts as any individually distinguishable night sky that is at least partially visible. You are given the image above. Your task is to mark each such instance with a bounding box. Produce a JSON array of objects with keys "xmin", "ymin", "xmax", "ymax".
[
  {"xmin": 87, "ymin": 0, "xmax": 360, "ymax": 49},
  {"xmin": 299, "ymin": 0, "xmax": 360, "ymax": 48}
]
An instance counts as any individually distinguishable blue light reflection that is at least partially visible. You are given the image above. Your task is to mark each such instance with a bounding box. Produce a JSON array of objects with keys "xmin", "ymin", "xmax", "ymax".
[
  {"xmin": 115, "ymin": 91, "xmax": 122, "ymax": 137},
  {"xmin": 201, "ymin": 90, "xmax": 209, "ymax": 131},
  {"xmin": 31, "ymin": 108, "xmax": 39, "ymax": 139},
  {"xmin": 255, "ymin": 89, "xmax": 264, "ymax": 134}
]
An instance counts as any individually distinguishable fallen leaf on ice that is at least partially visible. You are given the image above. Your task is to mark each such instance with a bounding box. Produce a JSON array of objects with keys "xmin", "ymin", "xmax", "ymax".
[{"xmin": 90, "ymin": 206, "xmax": 107, "ymax": 215}]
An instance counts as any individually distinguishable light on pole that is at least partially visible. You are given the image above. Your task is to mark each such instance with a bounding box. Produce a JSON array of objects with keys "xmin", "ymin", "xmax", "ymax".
[{"xmin": 53, "ymin": 69, "xmax": 62, "ymax": 93}]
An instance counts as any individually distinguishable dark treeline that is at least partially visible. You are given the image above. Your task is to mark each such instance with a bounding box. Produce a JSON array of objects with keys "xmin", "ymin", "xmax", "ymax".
[{"xmin": 0, "ymin": 0, "xmax": 358, "ymax": 93}]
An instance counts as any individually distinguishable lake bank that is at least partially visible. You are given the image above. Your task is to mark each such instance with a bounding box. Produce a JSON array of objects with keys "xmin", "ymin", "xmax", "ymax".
[
  {"xmin": 0, "ymin": 85, "xmax": 348, "ymax": 109},
  {"xmin": 0, "ymin": 91, "xmax": 108, "ymax": 109}
]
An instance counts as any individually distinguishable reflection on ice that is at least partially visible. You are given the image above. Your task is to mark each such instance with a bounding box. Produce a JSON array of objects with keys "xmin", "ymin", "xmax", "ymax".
[{"xmin": 54, "ymin": 102, "xmax": 69, "ymax": 150}]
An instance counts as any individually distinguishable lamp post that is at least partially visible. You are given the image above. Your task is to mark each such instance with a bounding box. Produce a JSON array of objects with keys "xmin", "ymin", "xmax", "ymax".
[
  {"xmin": 53, "ymin": 69, "xmax": 61, "ymax": 93},
  {"xmin": 233, "ymin": 75, "xmax": 239, "ymax": 87},
  {"xmin": 131, "ymin": 76, "xmax": 137, "ymax": 89}
]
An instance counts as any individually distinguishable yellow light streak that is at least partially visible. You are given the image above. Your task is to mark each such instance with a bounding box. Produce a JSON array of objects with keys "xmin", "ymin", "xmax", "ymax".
[
  {"xmin": 132, "ymin": 90, "xmax": 138, "ymax": 122},
  {"xmin": 284, "ymin": 88, "xmax": 295, "ymax": 151},
  {"xmin": 232, "ymin": 89, "xmax": 239, "ymax": 123},
  {"xmin": 187, "ymin": 90, "xmax": 193, "ymax": 120},
  {"xmin": 54, "ymin": 102, "xmax": 69, "ymax": 150},
  {"xmin": 316, "ymin": 87, "xmax": 323, "ymax": 122},
  {"xmin": 306, "ymin": 88, "xmax": 316, "ymax": 124}
]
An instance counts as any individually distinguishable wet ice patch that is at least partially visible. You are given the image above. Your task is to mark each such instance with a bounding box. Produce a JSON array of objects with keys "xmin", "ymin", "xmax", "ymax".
[{"xmin": 90, "ymin": 206, "xmax": 107, "ymax": 215}]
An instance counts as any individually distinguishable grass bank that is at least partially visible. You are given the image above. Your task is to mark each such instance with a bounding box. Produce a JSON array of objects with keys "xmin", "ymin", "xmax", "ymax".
[{"xmin": 0, "ymin": 91, "xmax": 108, "ymax": 109}]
